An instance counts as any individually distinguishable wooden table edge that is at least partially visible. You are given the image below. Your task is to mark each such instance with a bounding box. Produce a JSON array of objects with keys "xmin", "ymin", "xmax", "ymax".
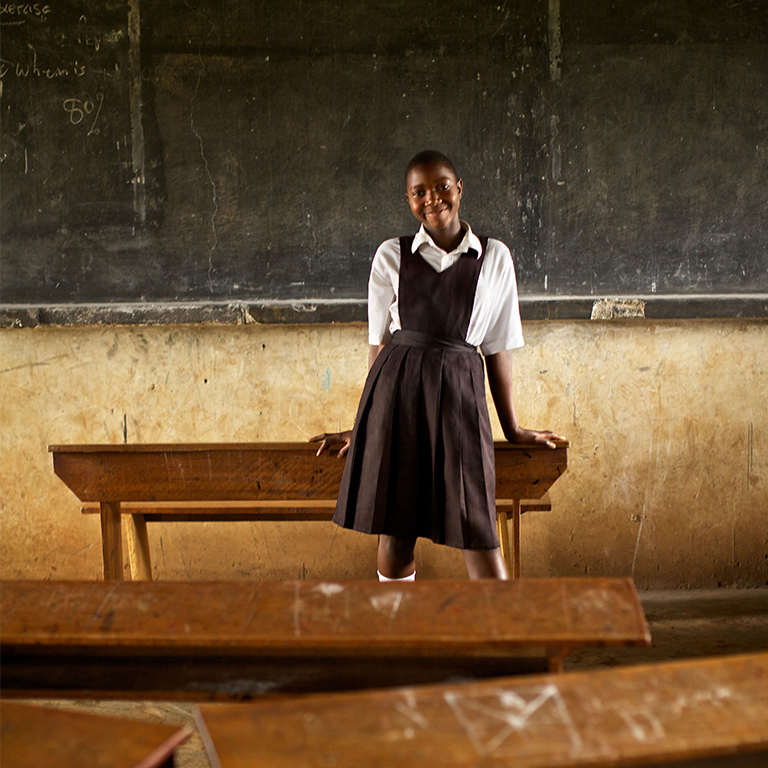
[{"xmin": 48, "ymin": 440, "xmax": 569, "ymax": 453}]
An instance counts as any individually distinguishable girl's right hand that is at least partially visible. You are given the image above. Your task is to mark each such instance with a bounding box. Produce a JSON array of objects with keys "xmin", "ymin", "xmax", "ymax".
[{"xmin": 309, "ymin": 431, "xmax": 353, "ymax": 458}]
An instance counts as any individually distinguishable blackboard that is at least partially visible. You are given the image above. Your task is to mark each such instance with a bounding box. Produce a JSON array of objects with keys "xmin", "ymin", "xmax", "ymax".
[
  {"xmin": 0, "ymin": 2, "xmax": 138, "ymax": 293},
  {"xmin": 1, "ymin": 0, "xmax": 767, "ymax": 324}
]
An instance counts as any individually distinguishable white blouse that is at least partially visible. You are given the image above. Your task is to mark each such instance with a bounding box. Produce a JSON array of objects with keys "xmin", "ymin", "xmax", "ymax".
[{"xmin": 367, "ymin": 221, "xmax": 525, "ymax": 356}]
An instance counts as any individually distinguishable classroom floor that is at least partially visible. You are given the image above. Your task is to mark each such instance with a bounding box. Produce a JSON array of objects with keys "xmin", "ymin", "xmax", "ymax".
[{"xmin": 25, "ymin": 586, "xmax": 768, "ymax": 768}]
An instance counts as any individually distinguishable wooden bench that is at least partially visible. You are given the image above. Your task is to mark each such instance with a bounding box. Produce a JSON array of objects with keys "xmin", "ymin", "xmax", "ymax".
[
  {"xmin": 80, "ymin": 495, "xmax": 552, "ymax": 581},
  {"xmin": 0, "ymin": 577, "xmax": 648, "ymax": 698},
  {"xmin": 0, "ymin": 701, "xmax": 190, "ymax": 768},
  {"xmin": 50, "ymin": 441, "xmax": 568, "ymax": 581},
  {"xmin": 197, "ymin": 652, "xmax": 768, "ymax": 768}
]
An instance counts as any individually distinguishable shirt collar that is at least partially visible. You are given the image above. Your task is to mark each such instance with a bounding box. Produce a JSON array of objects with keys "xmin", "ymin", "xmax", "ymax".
[{"xmin": 412, "ymin": 221, "xmax": 483, "ymax": 259}]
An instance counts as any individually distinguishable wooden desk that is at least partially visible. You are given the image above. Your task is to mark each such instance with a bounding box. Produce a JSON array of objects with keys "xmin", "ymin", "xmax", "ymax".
[
  {"xmin": 0, "ymin": 577, "xmax": 648, "ymax": 698},
  {"xmin": 197, "ymin": 652, "xmax": 768, "ymax": 768},
  {"xmin": 0, "ymin": 701, "xmax": 190, "ymax": 768},
  {"xmin": 49, "ymin": 441, "xmax": 568, "ymax": 581}
]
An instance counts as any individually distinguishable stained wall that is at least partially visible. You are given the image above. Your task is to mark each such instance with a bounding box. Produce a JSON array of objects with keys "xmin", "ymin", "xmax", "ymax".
[{"xmin": 0, "ymin": 319, "xmax": 765, "ymax": 587}]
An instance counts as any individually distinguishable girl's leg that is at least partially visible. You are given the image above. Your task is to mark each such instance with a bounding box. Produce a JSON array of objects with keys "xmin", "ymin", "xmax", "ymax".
[
  {"xmin": 377, "ymin": 535, "xmax": 417, "ymax": 579},
  {"xmin": 462, "ymin": 548, "xmax": 509, "ymax": 580}
]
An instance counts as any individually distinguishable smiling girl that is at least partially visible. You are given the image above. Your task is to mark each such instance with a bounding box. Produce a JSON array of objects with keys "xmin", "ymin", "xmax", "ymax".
[{"xmin": 312, "ymin": 150, "xmax": 563, "ymax": 580}]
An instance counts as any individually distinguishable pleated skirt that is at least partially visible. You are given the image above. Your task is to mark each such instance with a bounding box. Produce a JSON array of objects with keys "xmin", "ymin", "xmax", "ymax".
[{"xmin": 333, "ymin": 331, "xmax": 499, "ymax": 549}]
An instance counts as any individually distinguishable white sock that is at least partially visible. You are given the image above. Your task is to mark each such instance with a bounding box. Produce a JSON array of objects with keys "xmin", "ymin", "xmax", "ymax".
[{"xmin": 377, "ymin": 570, "xmax": 416, "ymax": 582}]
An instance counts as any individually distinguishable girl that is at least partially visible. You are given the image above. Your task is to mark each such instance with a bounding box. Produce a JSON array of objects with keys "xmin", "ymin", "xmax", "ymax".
[{"xmin": 312, "ymin": 150, "xmax": 564, "ymax": 581}]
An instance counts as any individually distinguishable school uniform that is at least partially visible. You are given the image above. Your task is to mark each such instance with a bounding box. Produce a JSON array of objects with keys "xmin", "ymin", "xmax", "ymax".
[{"xmin": 333, "ymin": 222, "xmax": 524, "ymax": 550}]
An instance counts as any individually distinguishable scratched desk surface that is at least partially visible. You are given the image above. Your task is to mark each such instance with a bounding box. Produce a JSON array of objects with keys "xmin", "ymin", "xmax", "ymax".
[
  {"xmin": 0, "ymin": 701, "xmax": 190, "ymax": 768},
  {"xmin": 1, "ymin": 578, "xmax": 648, "ymax": 697},
  {"xmin": 197, "ymin": 652, "xmax": 768, "ymax": 768},
  {"xmin": 48, "ymin": 440, "xmax": 568, "ymax": 502},
  {"xmin": 1, "ymin": 578, "xmax": 646, "ymax": 652}
]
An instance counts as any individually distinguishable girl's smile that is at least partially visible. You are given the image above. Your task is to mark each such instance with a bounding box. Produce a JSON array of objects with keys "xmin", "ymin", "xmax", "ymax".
[{"xmin": 405, "ymin": 161, "xmax": 464, "ymax": 250}]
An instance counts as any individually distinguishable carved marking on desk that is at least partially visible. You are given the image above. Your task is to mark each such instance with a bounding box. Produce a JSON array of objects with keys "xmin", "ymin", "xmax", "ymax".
[
  {"xmin": 670, "ymin": 686, "xmax": 734, "ymax": 715},
  {"xmin": 483, "ymin": 587, "xmax": 500, "ymax": 638},
  {"xmin": 173, "ymin": 454, "xmax": 186, "ymax": 482},
  {"xmin": 293, "ymin": 581, "xmax": 301, "ymax": 636},
  {"xmin": 395, "ymin": 690, "xmax": 429, "ymax": 730},
  {"xmin": 313, "ymin": 583, "xmax": 345, "ymax": 598},
  {"xmin": 240, "ymin": 589, "xmax": 262, "ymax": 633},
  {"xmin": 437, "ymin": 594, "xmax": 458, "ymax": 613},
  {"xmin": 445, "ymin": 684, "xmax": 582, "ymax": 758},
  {"xmin": 370, "ymin": 591, "xmax": 408, "ymax": 621},
  {"xmin": 570, "ymin": 587, "xmax": 616, "ymax": 624},
  {"xmin": 618, "ymin": 708, "xmax": 665, "ymax": 743},
  {"xmin": 595, "ymin": 683, "xmax": 735, "ymax": 745},
  {"xmin": 84, "ymin": 582, "xmax": 119, "ymax": 631},
  {"xmin": 312, "ymin": 583, "xmax": 347, "ymax": 627}
]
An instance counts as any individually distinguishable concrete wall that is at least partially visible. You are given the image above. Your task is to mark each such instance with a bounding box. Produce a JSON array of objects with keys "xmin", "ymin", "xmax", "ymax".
[{"xmin": 1, "ymin": 319, "xmax": 765, "ymax": 587}]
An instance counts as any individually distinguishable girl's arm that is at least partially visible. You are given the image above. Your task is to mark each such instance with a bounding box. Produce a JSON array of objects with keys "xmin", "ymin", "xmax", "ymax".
[
  {"xmin": 485, "ymin": 350, "xmax": 565, "ymax": 449},
  {"xmin": 310, "ymin": 344, "xmax": 386, "ymax": 457},
  {"xmin": 368, "ymin": 343, "xmax": 386, "ymax": 368}
]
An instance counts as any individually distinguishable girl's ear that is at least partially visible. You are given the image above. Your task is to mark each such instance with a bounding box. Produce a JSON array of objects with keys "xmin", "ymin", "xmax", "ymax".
[{"xmin": 456, "ymin": 178, "xmax": 464, "ymax": 198}]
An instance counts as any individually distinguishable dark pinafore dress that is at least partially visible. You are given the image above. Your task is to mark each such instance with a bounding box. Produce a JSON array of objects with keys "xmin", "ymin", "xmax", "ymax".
[{"xmin": 333, "ymin": 234, "xmax": 499, "ymax": 550}]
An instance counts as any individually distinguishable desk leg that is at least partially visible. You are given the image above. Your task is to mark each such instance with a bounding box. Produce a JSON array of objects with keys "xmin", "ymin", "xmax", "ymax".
[
  {"xmin": 126, "ymin": 514, "xmax": 152, "ymax": 581},
  {"xmin": 547, "ymin": 648, "xmax": 565, "ymax": 673},
  {"xmin": 99, "ymin": 501, "xmax": 124, "ymax": 581},
  {"xmin": 495, "ymin": 505, "xmax": 513, "ymax": 578},
  {"xmin": 511, "ymin": 498, "xmax": 522, "ymax": 579}
]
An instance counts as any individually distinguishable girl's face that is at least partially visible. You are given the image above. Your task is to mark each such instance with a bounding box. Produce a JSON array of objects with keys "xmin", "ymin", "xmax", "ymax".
[{"xmin": 405, "ymin": 162, "xmax": 463, "ymax": 237}]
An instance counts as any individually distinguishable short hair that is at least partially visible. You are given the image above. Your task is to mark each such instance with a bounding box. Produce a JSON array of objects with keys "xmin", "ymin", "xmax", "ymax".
[{"xmin": 405, "ymin": 150, "xmax": 459, "ymax": 183}]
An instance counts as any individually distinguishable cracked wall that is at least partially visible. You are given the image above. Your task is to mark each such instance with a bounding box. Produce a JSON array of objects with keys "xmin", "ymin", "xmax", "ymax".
[{"xmin": 0, "ymin": 320, "xmax": 765, "ymax": 586}]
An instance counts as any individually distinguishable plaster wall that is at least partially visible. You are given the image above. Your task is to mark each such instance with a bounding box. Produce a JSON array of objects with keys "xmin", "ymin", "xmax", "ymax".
[{"xmin": 0, "ymin": 320, "xmax": 765, "ymax": 587}]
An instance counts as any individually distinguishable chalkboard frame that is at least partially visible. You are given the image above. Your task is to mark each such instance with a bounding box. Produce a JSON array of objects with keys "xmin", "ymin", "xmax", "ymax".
[{"xmin": 2, "ymin": 294, "xmax": 767, "ymax": 329}]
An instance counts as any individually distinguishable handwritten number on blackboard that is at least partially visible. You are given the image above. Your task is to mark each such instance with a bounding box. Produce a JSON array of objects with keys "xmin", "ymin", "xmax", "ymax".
[{"xmin": 62, "ymin": 92, "xmax": 104, "ymax": 135}]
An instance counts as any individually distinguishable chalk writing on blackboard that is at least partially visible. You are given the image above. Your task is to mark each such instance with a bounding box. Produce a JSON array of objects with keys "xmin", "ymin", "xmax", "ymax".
[
  {"xmin": 62, "ymin": 93, "xmax": 104, "ymax": 134},
  {"xmin": 0, "ymin": 0, "xmax": 137, "ymax": 269},
  {"xmin": 76, "ymin": 13, "xmax": 124, "ymax": 50},
  {"xmin": 0, "ymin": 51, "xmax": 87, "ymax": 80},
  {"xmin": 0, "ymin": 4, "xmax": 53, "ymax": 22}
]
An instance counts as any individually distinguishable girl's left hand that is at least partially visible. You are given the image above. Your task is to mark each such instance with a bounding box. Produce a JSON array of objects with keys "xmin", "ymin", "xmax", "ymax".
[
  {"xmin": 509, "ymin": 428, "xmax": 566, "ymax": 449},
  {"xmin": 309, "ymin": 431, "xmax": 353, "ymax": 457}
]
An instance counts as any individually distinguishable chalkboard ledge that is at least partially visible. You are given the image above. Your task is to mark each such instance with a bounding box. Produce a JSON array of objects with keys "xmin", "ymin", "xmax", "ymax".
[{"xmin": 1, "ymin": 295, "xmax": 767, "ymax": 329}]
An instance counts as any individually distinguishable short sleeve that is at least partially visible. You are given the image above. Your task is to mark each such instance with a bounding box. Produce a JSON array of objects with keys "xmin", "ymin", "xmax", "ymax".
[
  {"xmin": 478, "ymin": 243, "xmax": 524, "ymax": 356},
  {"xmin": 367, "ymin": 240, "xmax": 397, "ymax": 345}
]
